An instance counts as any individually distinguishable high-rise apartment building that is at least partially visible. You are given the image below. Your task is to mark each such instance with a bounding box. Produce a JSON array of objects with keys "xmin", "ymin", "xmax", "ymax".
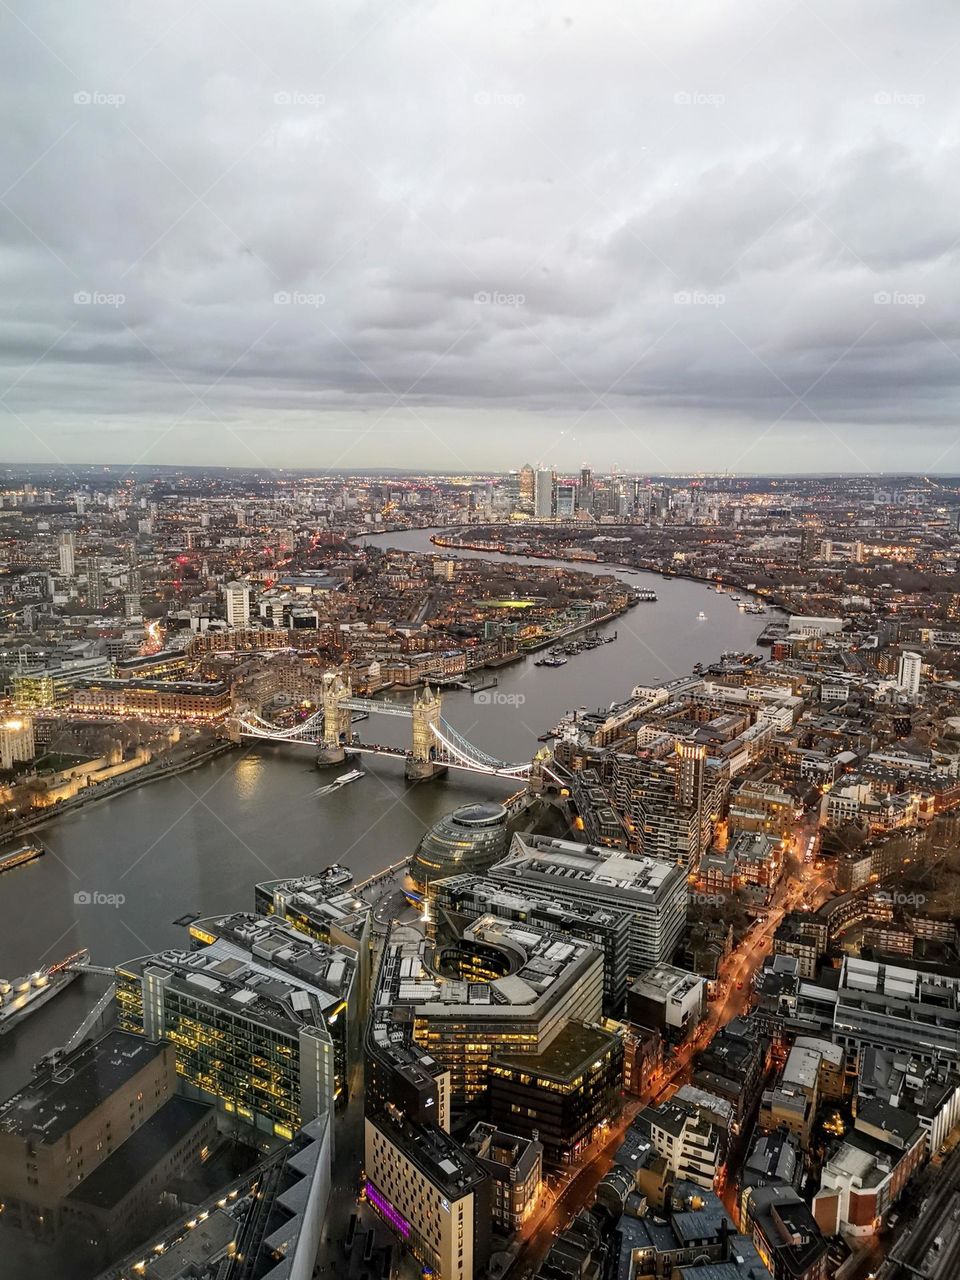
[
  {"xmin": 85, "ymin": 556, "xmax": 104, "ymax": 609},
  {"xmin": 58, "ymin": 531, "xmax": 75, "ymax": 577},
  {"xmin": 225, "ymin": 580, "xmax": 251, "ymax": 627},
  {"xmin": 897, "ymin": 651, "xmax": 922, "ymax": 699}
]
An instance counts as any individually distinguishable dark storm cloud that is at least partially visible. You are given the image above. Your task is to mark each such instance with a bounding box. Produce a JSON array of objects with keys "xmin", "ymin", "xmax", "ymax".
[{"xmin": 1, "ymin": 0, "xmax": 960, "ymax": 471}]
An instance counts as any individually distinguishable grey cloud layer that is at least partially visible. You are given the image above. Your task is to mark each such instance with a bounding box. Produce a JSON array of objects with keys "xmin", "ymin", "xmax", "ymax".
[{"xmin": 1, "ymin": 0, "xmax": 959, "ymax": 471}]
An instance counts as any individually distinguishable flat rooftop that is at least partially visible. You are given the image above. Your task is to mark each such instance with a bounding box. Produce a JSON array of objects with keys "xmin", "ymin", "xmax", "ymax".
[
  {"xmin": 492, "ymin": 1020, "xmax": 618, "ymax": 1082},
  {"xmin": 496, "ymin": 835, "xmax": 683, "ymax": 899},
  {"xmin": 118, "ymin": 937, "xmax": 342, "ymax": 1034},
  {"xmin": 66, "ymin": 1096, "xmax": 212, "ymax": 1210},
  {"xmin": 0, "ymin": 1030, "xmax": 167, "ymax": 1145},
  {"xmin": 369, "ymin": 1110, "xmax": 486, "ymax": 1200}
]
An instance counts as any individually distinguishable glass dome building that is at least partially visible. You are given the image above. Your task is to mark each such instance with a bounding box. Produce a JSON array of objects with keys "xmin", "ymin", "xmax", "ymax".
[{"xmin": 411, "ymin": 802, "xmax": 510, "ymax": 890}]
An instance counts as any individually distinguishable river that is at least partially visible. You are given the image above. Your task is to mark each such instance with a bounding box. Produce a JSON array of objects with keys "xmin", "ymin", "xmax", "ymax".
[{"xmin": 0, "ymin": 527, "xmax": 777, "ymax": 1095}]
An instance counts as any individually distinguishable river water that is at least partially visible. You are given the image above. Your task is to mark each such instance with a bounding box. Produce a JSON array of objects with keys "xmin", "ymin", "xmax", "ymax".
[{"xmin": 0, "ymin": 528, "xmax": 775, "ymax": 1095}]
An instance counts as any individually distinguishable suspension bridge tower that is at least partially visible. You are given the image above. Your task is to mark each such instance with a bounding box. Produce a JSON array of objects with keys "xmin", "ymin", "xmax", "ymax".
[
  {"xmin": 316, "ymin": 671, "xmax": 352, "ymax": 767},
  {"xmin": 406, "ymin": 684, "xmax": 447, "ymax": 781}
]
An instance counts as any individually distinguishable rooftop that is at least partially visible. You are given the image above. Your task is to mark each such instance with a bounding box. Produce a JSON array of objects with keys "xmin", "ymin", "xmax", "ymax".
[
  {"xmin": 491, "ymin": 1020, "xmax": 619, "ymax": 1082},
  {"xmin": 66, "ymin": 1096, "xmax": 212, "ymax": 1210},
  {"xmin": 0, "ymin": 1030, "xmax": 167, "ymax": 1144},
  {"xmin": 368, "ymin": 1109, "xmax": 486, "ymax": 1200}
]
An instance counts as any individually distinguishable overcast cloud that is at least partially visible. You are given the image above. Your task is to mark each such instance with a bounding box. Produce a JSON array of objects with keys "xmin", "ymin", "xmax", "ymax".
[{"xmin": 1, "ymin": 0, "xmax": 960, "ymax": 473}]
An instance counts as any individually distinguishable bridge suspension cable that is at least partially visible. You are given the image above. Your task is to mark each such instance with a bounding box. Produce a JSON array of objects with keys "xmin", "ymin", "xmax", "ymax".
[
  {"xmin": 430, "ymin": 718, "xmax": 531, "ymax": 777},
  {"xmin": 233, "ymin": 709, "xmax": 324, "ymax": 739}
]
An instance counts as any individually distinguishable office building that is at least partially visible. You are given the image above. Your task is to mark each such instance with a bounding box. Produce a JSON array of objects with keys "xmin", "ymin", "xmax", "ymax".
[
  {"xmin": 364, "ymin": 1108, "xmax": 490, "ymax": 1280},
  {"xmin": 0, "ymin": 1031, "xmax": 213, "ymax": 1245},
  {"xmin": 635, "ymin": 1099, "xmax": 723, "ymax": 1190},
  {"xmin": 534, "ymin": 468, "xmax": 554, "ymax": 517},
  {"xmin": 579, "ymin": 467, "xmax": 593, "ymax": 510},
  {"xmin": 812, "ymin": 1102, "xmax": 925, "ymax": 1241},
  {"xmin": 555, "ymin": 481, "xmax": 577, "ymax": 517},
  {"xmin": 518, "ymin": 463, "xmax": 535, "ymax": 508},
  {"xmin": 410, "ymin": 802, "xmax": 510, "ymax": 891},
  {"xmin": 830, "ymin": 956, "xmax": 960, "ymax": 1070},
  {"xmin": 10, "ymin": 654, "xmax": 112, "ymax": 708},
  {"xmin": 897, "ymin": 650, "xmax": 922, "ymax": 699},
  {"xmin": 430, "ymin": 873, "xmax": 632, "ymax": 1014},
  {"xmin": 372, "ymin": 915, "xmax": 603, "ymax": 1107},
  {"xmin": 463, "ymin": 1122, "xmax": 542, "ymax": 1233},
  {"xmin": 489, "ymin": 834, "xmax": 687, "ymax": 977},
  {"xmin": 488, "ymin": 1021, "xmax": 623, "ymax": 1166},
  {"xmin": 58, "ymin": 531, "xmax": 75, "ymax": 577},
  {"xmin": 116, "ymin": 931, "xmax": 339, "ymax": 1138},
  {"xmin": 225, "ymin": 580, "xmax": 252, "ymax": 627},
  {"xmin": 186, "ymin": 912, "xmax": 358, "ymax": 1106},
  {"xmin": 627, "ymin": 964, "xmax": 705, "ymax": 1040}
]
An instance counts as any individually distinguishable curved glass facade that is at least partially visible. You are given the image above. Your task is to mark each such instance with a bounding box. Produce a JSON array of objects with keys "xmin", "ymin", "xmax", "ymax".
[{"xmin": 411, "ymin": 802, "xmax": 510, "ymax": 890}]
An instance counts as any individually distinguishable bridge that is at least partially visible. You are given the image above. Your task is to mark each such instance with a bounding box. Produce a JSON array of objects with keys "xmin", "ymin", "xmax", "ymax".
[{"xmin": 231, "ymin": 672, "xmax": 537, "ymax": 781}]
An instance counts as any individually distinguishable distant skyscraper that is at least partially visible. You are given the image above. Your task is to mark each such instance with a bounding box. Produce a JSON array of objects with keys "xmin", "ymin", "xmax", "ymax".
[
  {"xmin": 555, "ymin": 482, "xmax": 577, "ymax": 518},
  {"xmin": 86, "ymin": 557, "xmax": 104, "ymax": 609},
  {"xmin": 225, "ymin": 580, "xmax": 251, "ymax": 627},
  {"xmin": 897, "ymin": 651, "xmax": 922, "ymax": 699},
  {"xmin": 518, "ymin": 464, "xmax": 535, "ymax": 508},
  {"xmin": 58, "ymin": 532, "xmax": 75, "ymax": 578},
  {"xmin": 534, "ymin": 469, "xmax": 554, "ymax": 518}
]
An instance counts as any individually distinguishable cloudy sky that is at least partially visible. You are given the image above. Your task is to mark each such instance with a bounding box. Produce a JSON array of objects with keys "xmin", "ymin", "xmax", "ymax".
[{"xmin": 1, "ymin": 0, "xmax": 959, "ymax": 473}]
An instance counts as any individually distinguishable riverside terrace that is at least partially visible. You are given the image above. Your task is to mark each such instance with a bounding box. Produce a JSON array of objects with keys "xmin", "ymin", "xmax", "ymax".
[{"xmin": 367, "ymin": 915, "xmax": 604, "ymax": 1107}]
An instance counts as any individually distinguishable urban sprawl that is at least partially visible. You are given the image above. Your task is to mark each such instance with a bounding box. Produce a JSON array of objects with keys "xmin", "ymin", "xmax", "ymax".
[{"xmin": 3, "ymin": 466, "xmax": 960, "ymax": 1280}]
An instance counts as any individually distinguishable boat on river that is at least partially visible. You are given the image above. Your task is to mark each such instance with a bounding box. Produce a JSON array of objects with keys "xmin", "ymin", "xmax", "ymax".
[{"xmin": 0, "ymin": 949, "xmax": 89, "ymax": 1037}]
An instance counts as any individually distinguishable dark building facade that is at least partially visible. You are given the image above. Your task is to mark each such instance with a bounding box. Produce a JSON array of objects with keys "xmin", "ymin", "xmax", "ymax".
[{"xmin": 488, "ymin": 1022, "xmax": 623, "ymax": 1166}]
